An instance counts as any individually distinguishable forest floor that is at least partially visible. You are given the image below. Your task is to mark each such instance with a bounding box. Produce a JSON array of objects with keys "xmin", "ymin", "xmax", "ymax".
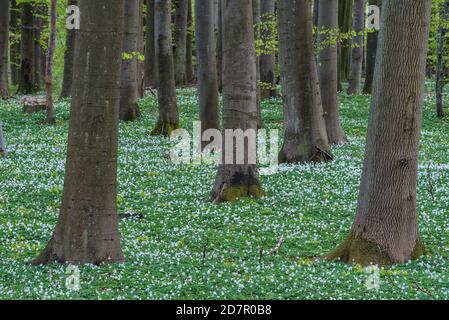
[{"xmin": 0, "ymin": 86, "xmax": 448, "ymax": 299}]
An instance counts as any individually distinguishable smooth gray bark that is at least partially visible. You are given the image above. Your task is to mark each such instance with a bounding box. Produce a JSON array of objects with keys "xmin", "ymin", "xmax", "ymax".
[
  {"xmin": 347, "ymin": 0, "xmax": 366, "ymax": 95},
  {"xmin": 278, "ymin": 0, "xmax": 332, "ymax": 164},
  {"xmin": 195, "ymin": 0, "xmax": 220, "ymax": 140},
  {"xmin": 330, "ymin": 0, "xmax": 432, "ymax": 266},
  {"xmin": 318, "ymin": 0, "xmax": 347, "ymax": 145},
  {"xmin": 210, "ymin": 0, "xmax": 264, "ymax": 203}
]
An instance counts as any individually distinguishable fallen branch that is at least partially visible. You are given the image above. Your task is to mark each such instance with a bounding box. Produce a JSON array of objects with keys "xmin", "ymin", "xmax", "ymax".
[
  {"xmin": 269, "ymin": 235, "xmax": 284, "ymax": 256},
  {"xmin": 427, "ymin": 162, "xmax": 435, "ymax": 202},
  {"xmin": 0, "ymin": 121, "xmax": 7, "ymax": 157}
]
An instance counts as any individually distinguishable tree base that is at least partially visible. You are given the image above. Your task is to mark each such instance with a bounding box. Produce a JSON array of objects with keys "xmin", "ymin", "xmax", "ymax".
[
  {"xmin": 210, "ymin": 167, "xmax": 265, "ymax": 203},
  {"xmin": 120, "ymin": 104, "xmax": 141, "ymax": 122},
  {"xmin": 278, "ymin": 145, "xmax": 333, "ymax": 165},
  {"xmin": 31, "ymin": 238, "xmax": 125, "ymax": 266},
  {"xmin": 150, "ymin": 121, "xmax": 180, "ymax": 136},
  {"xmin": 327, "ymin": 231, "xmax": 426, "ymax": 266},
  {"xmin": 214, "ymin": 185, "xmax": 265, "ymax": 203}
]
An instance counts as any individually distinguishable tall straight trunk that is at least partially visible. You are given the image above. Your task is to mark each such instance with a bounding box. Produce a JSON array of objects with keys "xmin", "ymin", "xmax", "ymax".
[
  {"xmin": 260, "ymin": 0, "xmax": 277, "ymax": 100},
  {"xmin": 347, "ymin": 0, "xmax": 365, "ymax": 95},
  {"xmin": 60, "ymin": 0, "xmax": 77, "ymax": 99},
  {"xmin": 337, "ymin": 0, "xmax": 353, "ymax": 90},
  {"xmin": 278, "ymin": 0, "xmax": 332, "ymax": 164},
  {"xmin": 195, "ymin": 0, "xmax": 220, "ymax": 141},
  {"xmin": 185, "ymin": 0, "xmax": 194, "ymax": 83},
  {"xmin": 0, "ymin": 0, "xmax": 10, "ymax": 97},
  {"xmin": 144, "ymin": 0, "xmax": 157, "ymax": 88},
  {"xmin": 210, "ymin": 0, "xmax": 264, "ymax": 203},
  {"xmin": 18, "ymin": 3, "xmax": 35, "ymax": 94},
  {"xmin": 313, "ymin": 0, "xmax": 319, "ymax": 27},
  {"xmin": 174, "ymin": 0, "xmax": 188, "ymax": 85},
  {"xmin": 319, "ymin": 0, "xmax": 347, "ymax": 145},
  {"xmin": 32, "ymin": 0, "xmax": 126, "ymax": 266},
  {"xmin": 252, "ymin": 0, "xmax": 263, "ymax": 128},
  {"xmin": 363, "ymin": 0, "xmax": 381, "ymax": 94},
  {"xmin": 119, "ymin": 0, "xmax": 143, "ymax": 121},
  {"xmin": 33, "ymin": 6, "xmax": 44, "ymax": 92},
  {"xmin": 217, "ymin": 0, "xmax": 223, "ymax": 92},
  {"xmin": 436, "ymin": 0, "xmax": 449, "ymax": 117},
  {"xmin": 45, "ymin": 0, "xmax": 57, "ymax": 125},
  {"xmin": 151, "ymin": 0, "xmax": 179, "ymax": 136},
  {"xmin": 10, "ymin": 0, "xmax": 20, "ymax": 87},
  {"xmin": 329, "ymin": 0, "xmax": 432, "ymax": 266},
  {"xmin": 137, "ymin": 0, "xmax": 145, "ymax": 98}
]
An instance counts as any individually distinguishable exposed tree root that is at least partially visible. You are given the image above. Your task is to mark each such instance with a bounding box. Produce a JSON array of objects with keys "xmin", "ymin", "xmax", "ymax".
[
  {"xmin": 211, "ymin": 169, "xmax": 265, "ymax": 203},
  {"xmin": 327, "ymin": 231, "xmax": 427, "ymax": 266},
  {"xmin": 278, "ymin": 145, "xmax": 333, "ymax": 165},
  {"xmin": 150, "ymin": 121, "xmax": 180, "ymax": 136}
]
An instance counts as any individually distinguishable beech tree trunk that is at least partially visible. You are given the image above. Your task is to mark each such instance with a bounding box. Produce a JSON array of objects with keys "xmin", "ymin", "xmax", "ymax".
[
  {"xmin": 174, "ymin": 0, "xmax": 188, "ymax": 85},
  {"xmin": 210, "ymin": 0, "xmax": 264, "ymax": 203},
  {"xmin": 347, "ymin": 0, "xmax": 366, "ymax": 95},
  {"xmin": 151, "ymin": 0, "xmax": 180, "ymax": 136},
  {"xmin": 0, "ymin": 0, "xmax": 10, "ymax": 98},
  {"xmin": 45, "ymin": 0, "xmax": 57, "ymax": 125},
  {"xmin": 260, "ymin": 0, "xmax": 277, "ymax": 100},
  {"xmin": 436, "ymin": 0, "xmax": 449, "ymax": 117},
  {"xmin": 10, "ymin": 0, "xmax": 20, "ymax": 87},
  {"xmin": 18, "ymin": 3, "xmax": 36, "ymax": 94},
  {"xmin": 329, "ymin": 0, "xmax": 432, "ymax": 266},
  {"xmin": 32, "ymin": 0, "xmax": 126, "ymax": 266},
  {"xmin": 60, "ymin": 0, "xmax": 77, "ymax": 99},
  {"xmin": 278, "ymin": 0, "xmax": 332, "ymax": 164},
  {"xmin": 217, "ymin": 0, "xmax": 223, "ymax": 93},
  {"xmin": 363, "ymin": 0, "xmax": 380, "ymax": 94},
  {"xmin": 33, "ymin": 7, "xmax": 44, "ymax": 92},
  {"xmin": 119, "ymin": 0, "xmax": 143, "ymax": 121},
  {"xmin": 144, "ymin": 0, "xmax": 157, "ymax": 88},
  {"xmin": 185, "ymin": 0, "xmax": 195, "ymax": 83},
  {"xmin": 195, "ymin": 0, "xmax": 220, "ymax": 140},
  {"xmin": 253, "ymin": 0, "xmax": 263, "ymax": 128},
  {"xmin": 337, "ymin": 0, "xmax": 353, "ymax": 91},
  {"xmin": 318, "ymin": 0, "xmax": 347, "ymax": 145}
]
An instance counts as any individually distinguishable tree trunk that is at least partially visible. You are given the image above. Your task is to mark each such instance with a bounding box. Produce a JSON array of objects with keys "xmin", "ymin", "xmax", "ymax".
[
  {"xmin": 195, "ymin": 0, "xmax": 220, "ymax": 142},
  {"xmin": 313, "ymin": 0, "xmax": 319, "ymax": 27},
  {"xmin": 60, "ymin": 0, "xmax": 77, "ymax": 99},
  {"xmin": 318, "ymin": 0, "xmax": 347, "ymax": 145},
  {"xmin": 329, "ymin": 0, "xmax": 432, "ymax": 266},
  {"xmin": 436, "ymin": 0, "xmax": 449, "ymax": 117},
  {"xmin": 18, "ymin": 3, "xmax": 36, "ymax": 94},
  {"xmin": 210, "ymin": 0, "xmax": 264, "ymax": 203},
  {"xmin": 32, "ymin": 0, "xmax": 126, "ymax": 266},
  {"xmin": 119, "ymin": 0, "xmax": 143, "ymax": 121},
  {"xmin": 217, "ymin": 0, "xmax": 223, "ymax": 93},
  {"xmin": 253, "ymin": 0, "xmax": 263, "ymax": 128},
  {"xmin": 347, "ymin": 0, "xmax": 365, "ymax": 95},
  {"xmin": 137, "ymin": 0, "xmax": 145, "ymax": 98},
  {"xmin": 144, "ymin": 0, "xmax": 157, "ymax": 88},
  {"xmin": 0, "ymin": 0, "xmax": 10, "ymax": 98},
  {"xmin": 174, "ymin": 0, "xmax": 188, "ymax": 85},
  {"xmin": 10, "ymin": 0, "xmax": 20, "ymax": 87},
  {"xmin": 337, "ymin": 0, "xmax": 353, "ymax": 91},
  {"xmin": 278, "ymin": 0, "xmax": 332, "ymax": 164},
  {"xmin": 33, "ymin": 6, "xmax": 44, "ymax": 92},
  {"xmin": 260, "ymin": 0, "xmax": 277, "ymax": 100},
  {"xmin": 45, "ymin": 0, "xmax": 57, "ymax": 125},
  {"xmin": 151, "ymin": 0, "xmax": 180, "ymax": 136},
  {"xmin": 185, "ymin": 0, "xmax": 195, "ymax": 83},
  {"xmin": 363, "ymin": 0, "xmax": 381, "ymax": 94}
]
